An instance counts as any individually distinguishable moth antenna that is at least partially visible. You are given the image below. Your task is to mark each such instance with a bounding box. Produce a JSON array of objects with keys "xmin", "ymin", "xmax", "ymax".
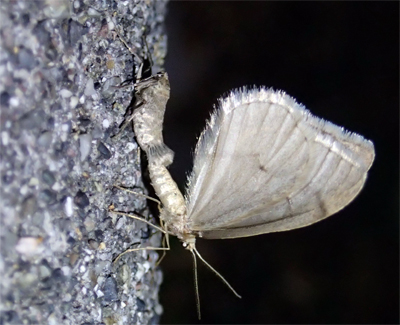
[
  {"xmin": 193, "ymin": 247, "xmax": 242, "ymax": 299},
  {"xmin": 190, "ymin": 248, "xmax": 201, "ymax": 320}
]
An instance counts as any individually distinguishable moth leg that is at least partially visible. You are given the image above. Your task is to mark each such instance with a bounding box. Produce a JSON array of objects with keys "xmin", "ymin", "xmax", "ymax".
[
  {"xmin": 155, "ymin": 237, "xmax": 167, "ymax": 267},
  {"xmin": 113, "ymin": 245, "xmax": 170, "ymax": 264},
  {"xmin": 112, "ymin": 72, "xmax": 163, "ymax": 141},
  {"xmin": 110, "ymin": 210, "xmax": 165, "ymax": 233},
  {"xmin": 140, "ymin": 33, "xmax": 153, "ymax": 77},
  {"xmin": 155, "ymin": 219, "xmax": 170, "ymax": 267},
  {"xmin": 112, "ymin": 115, "xmax": 134, "ymax": 140},
  {"xmin": 109, "ymin": 13, "xmax": 150, "ymax": 140},
  {"xmin": 110, "ymin": 211, "xmax": 170, "ymax": 265},
  {"xmin": 110, "ymin": 11, "xmax": 144, "ymax": 77},
  {"xmin": 111, "ymin": 88, "xmax": 147, "ymax": 140},
  {"xmin": 113, "ymin": 185, "xmax": 161, "ymax": 205},
  {"xmin": 135, "ymin": 146, "xmax": 141, "ymax": 166},
  {"xmin": 109, "ymin": 210, "xmax": 170, "ymax": 264},
  {"xmin": 112, "ymin": 111, "xmax": 136, "ymax": 140},
  {"xmin": 110, "ymin": 186, "xmax": 168, "ymax": 265}
]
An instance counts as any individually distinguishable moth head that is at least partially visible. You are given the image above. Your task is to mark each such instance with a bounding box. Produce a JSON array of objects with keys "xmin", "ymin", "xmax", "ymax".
[{"xmin": 182, "ymin": 235, "xmax": 196, "ymax": 251}]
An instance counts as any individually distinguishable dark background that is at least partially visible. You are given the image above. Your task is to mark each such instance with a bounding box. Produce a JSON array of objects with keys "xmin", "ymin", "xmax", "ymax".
[{"xmin": 158, "ymin": 2, "xmax": 398, "ymax": 324}]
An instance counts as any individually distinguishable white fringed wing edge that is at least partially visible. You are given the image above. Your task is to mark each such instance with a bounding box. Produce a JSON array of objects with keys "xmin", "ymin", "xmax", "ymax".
[{"xmin": 185, "ymin": 87, "xmax": 375, "ymax": 239}]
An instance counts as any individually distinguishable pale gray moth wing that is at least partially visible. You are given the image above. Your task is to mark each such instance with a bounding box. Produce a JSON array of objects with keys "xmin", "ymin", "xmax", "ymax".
[{"xmin": 185, "ymin": 88, "xmax": 375, "ymax": 239}]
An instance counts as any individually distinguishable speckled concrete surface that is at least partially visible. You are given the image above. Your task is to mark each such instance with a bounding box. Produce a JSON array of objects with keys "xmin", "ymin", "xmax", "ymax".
[{"xmin": 0, "ymin": 0, "xmax": 167, "ymax": 324}]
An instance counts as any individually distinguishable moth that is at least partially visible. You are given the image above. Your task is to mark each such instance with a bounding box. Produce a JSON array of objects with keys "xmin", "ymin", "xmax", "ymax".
[{"xmin": 115, "ymin": 72, "xmax": 375, "ymax": 318}]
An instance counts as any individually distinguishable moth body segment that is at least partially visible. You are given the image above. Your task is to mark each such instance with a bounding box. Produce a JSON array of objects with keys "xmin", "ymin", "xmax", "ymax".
[{"xmin": 133, "ymin": 72, "xmax": 174, "ymax": 166}]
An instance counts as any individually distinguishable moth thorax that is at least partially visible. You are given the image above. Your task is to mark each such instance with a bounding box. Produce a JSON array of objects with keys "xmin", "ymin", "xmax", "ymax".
[{"xmin": 160, "ymin": 208, "xmax": 193, "ymax": 239}]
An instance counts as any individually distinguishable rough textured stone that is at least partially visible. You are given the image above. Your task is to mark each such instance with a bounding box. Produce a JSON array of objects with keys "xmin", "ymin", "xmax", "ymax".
[{"xmin": 0, "ymin": 0, "xmax": 167, "ymax": 324}]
